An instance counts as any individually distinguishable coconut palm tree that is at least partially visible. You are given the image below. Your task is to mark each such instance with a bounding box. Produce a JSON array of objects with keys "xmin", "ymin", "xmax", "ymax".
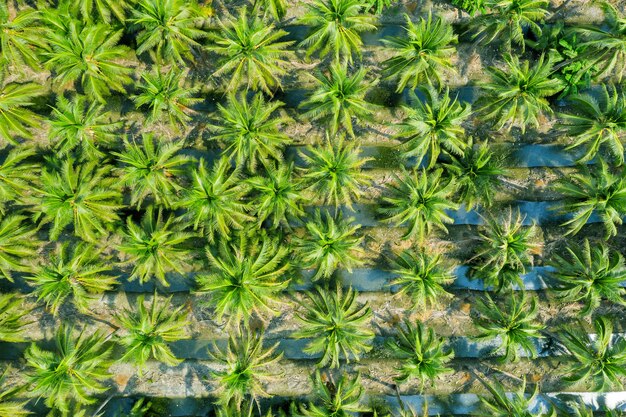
[
  {"xmin": 0, "ymin": 367, "xmax": 29, "ymax": 417},
  {"xmin": 0, "ymin": 3, "xmax": 45, "ymax": 70},
  {"xmin": 294, "ymin": 209, "xmax": 363, "ymax": 281},
  {"xmin": 379, "ymin": 168, "xmax": 458, "ymax": 241},
  {"xmin": 478, "ymin": 376, "xmax": 555, "ymax": 417},
  {"xmin": 300, "ymin": 63, "xmax": 378, "ymax": 137},
  {"xmin": 294, "ymin": 286, "xmax": 374, "ymax": 368},
  {"xmin": 180, "ymin": 157, "xmax": 252, "ymax": 242},
  {"xmin": 118, "ymin": 207, "xmax": 194, "ymax": 287},
  {"xmin": 549, "ymin": 239, "xmax": 626, "ymax": 315},
  {"xmin": 208, "ymin": 93, "xmax": 291, "ymax": 173},
  {"xmin": 113, "ymin": 135, "xmax": 193, "ymax": 209},
  {"xmin": 382, "ymin": 14, "xmax": 457, "ymax": 92},
  {"xmin": 0, "ymin": 214, "xmax": 39, "ymax": 281},
  {"xmin": 196, "ymin": 232, "xmax": 290, "ymax": 327},
  {"xmin": 130, "ymin": 0, "xmax": 207, "ymax": 65},
  {"xmin": 0, "ymin": 293, "xmax": 29, "ymax": 342},
  {"xmin": 115, "ymin": 293, "xmax": 190, "ymax": 372},
  {"xmin": 298, "ymin": 0, "xmax": 377, "ymax": 64},
  {"xmin": 297, "ymin": 371, "xmax": 367, "ymax": 417},
  {"xmin": 132, "ymin": 67, "xmax": 201, "ymax": 129},
  {"xmin": 0, "ymin": 78, "xmax": 42, "ymax": 145},
  {"xmin": 298, "ymin": 134, "xmax": 371, "ymax": 209},
  {"xmin": 48, "ymin": 94, "xmax": 121, "ymax": 159},
  {"xmin": 25, "ymin": 326, "xmax": 113, "ymax": 414},
  {"xmin": 0, "ymin": 146, "xmax": 37, "ymax": 213},
  {"xmin": 394, "ymin": 86, "xmax": 471, "ymax": 168},
  {"xmin": 478, "ymin": 54, "xmax": 564, "ymax": 133},
  {"xmin": 472, "ymin": 292, "xmax": 544, "ymax": 362},
  {"xmin": 33, "ymin": 159, "xmax": 123, "ymax": 242},
  {"xmin": 253, "ymin": 0, "xmax": 287, "ymax": 20},
  {"xmin": 207, "ymin": 7, "xmax": 295, "ymax": 94},
  {"xmin": 558, "ymin": 84, "xmax": 626, "ymax": 164},
  {"xmin": 26, "ymin": 242, "xmax": 118, "ymax": 316}
]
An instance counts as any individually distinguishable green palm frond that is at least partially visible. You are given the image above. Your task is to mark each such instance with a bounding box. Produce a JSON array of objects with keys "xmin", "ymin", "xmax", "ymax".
[
  {"xmin": 253, "ymin": 0, "xmax": 288, "ymax": 20},
  {"xmin": 297, "ymin": 371, "xmax": 368, "ymax": 417},
  {"xmin": 65, "ymin": 0, "xmax": 131, "ymax": 23},
  {"xmin": 0, "ymin": 293, "xmax": 29, "ymax": 342},
  {"xmin": 0, "ymin": 79, "xmax": 42, "ymax": 145},
  {"xmin": 364, "ymin": 0, "xmax": 398, "ymax": 15},
  {"xmin": 478, "ymin": 376, "xmax": 555, "ymax": 417},
  {"xmin": 0, "ymin": 367, "xmax": 30, "ymax": 416},
  {"xmin": 0, "ymin": 3, "xmax": 45, "ymax": 70},
  {"xmin": 0, "ymin": 213, "xmax": 39, "ymax": 281},
  {"xmin": 0, "ymin": 146, "xmax": 37, "ymax": 214}
]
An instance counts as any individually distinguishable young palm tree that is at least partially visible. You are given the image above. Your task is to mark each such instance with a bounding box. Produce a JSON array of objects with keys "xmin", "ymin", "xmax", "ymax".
[
  {"xmin": 131, "ymin": 0, "xmax": 207, "ymax": 65},
  {"xmin": 113, "ymin": 135, "xmax": 193, "ymax": 209},
  {"xmin": 180, "ymin": 157, "xmax": 252, "ymax": 242},
  {"xmin": 253, "ymin": 0, "xmax": 287, "ymax": 20},
  {"xmin": 48, "ymin": 94, "xmax": 121, "ymax": 159},
  {"xmin": 119, "ymin": 207, "xmax": 194, "ymax": 287},
  {"xmin": 387, "ymin": 320, "xmax": 453, "ymax": 388},
  {"xmin": 558, "ymin": 316, "xmax": 626, "ymax": 390},
  {"xmin": 297, "ymin": 371, "xmax": 367, "ymax": 417},
  {"xmin": 298, "ymin": 0, "xmax": 377, "ymax": 64},
  {"xmin": 300, "ymin": 63, "xmax": 378, "ymax": 137},
  {"xmin": 33, "ymin": 159, "xmax": 123, "ymax": 241},
  {"xmin": 25, "ymin": 326, "xmax": 113, "ymax": 414},
  {"xmin": 472, "ymin": 292, "xmax": 544, "ymax": 362},
  {"xmin": 0, "ymin": 214, "xmax": 39, "ymax": 281},
  {"xmin": 0, "ymin": 367, "xmax": 29, "ymax": 417},
  {"xmin": 298, "ymin": 134, "xmax": 371, "ymax": 209},
  {"xmin": 207, "ymin": 8, "xmax": 294, "ymax": 94},
  {"xmin": 294, "ymin": 286, "xmax": 374, "ymax": 368},
  {"xmin": 388, "ymin": 247, "xmax": 454, "ymax": 308},
  {"xmin": 0, "ymin": 293, "xmax": 29, "ymax": 342},
  {"xmin": 379, "ymin": 168, "xmax": 458, "ymax": 241},
  {"xmin": 115, "ymin": 293, "xmax": 190, "ymax": 372},
  {"xmin": 132, "ymin": 67, "xmax": 201, "ymax": 129},
  {"xmin": 196, "ymin": 232, "xmax": 289, "ymax": 326},
  {"xmin": 382, "ymin": 14, "xmax": 457, "ymax": 92},
  {"xmin": 478, "ymin": 376, "xmax": 555, "ymax": 417},
  {"xmin": 558, "ymin": 84, "xmax": 626, "ymax": 164},
  {"xmin": 294, "ymin": 209, "xmax": 363, "ymax": 281},
  {"xmin": 0, "ymin": 3, "xmax": 45, "ymax": 70},
  {"xmin": 549, "ymin": 239, "xmax": 626, "ymax": 315},
  {"xmin": 0, "ymin": 78, "xmax": 42, "ymax": 145},
  {"xmin": 43, "ymin": 20, "xmax": 133, "ymax": 103},
  {"xmin": 478, "ymin": 54, "xmax": 564, "ymax": 133},
  {"xmin": 209, "ymin": 93, "xmax": 291, "ymax": 172},
  {"xmin": 26, "ymin": 242, "xmax": 118, "ymax": 316},
  {"xmin": 394, "ymin": 86, "xmax": 471, "ymax": 168},
  {"xmin": 554, "ymin": 160, "xmax": 626, "ymax": 238},
  {"xmin": 0, "ymin": 146, "xmax": 38, "ymax": 213}
]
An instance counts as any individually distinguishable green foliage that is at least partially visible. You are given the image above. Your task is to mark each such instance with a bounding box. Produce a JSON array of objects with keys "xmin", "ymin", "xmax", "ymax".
[
  {"xmin": 0, "ymin": 146, "xmax": 37, "ymax": 214},
  {"xmin": 294, "ymin": 209, "xmax": 363, "ymax": 281},
  {"xmin": 296, "ymin": 371, "xmax": 367, "ymax": 417},
  {"xmin": 0, "ymin": 214, "xmax": 39, "ymax": 281},
  {"xmin": 380, "ymin": 168, "xmax": 458, "ymax": 241},
  {"xmin": 558, "ymin": 316, "xmax": 626, "ymax": 390},
  {"xmin": 472, "ymin": 292, "xmax": 544, "ymax": 362},
  {"xmin": 395, "ymin": 86, "xmax": 470, "ymax": 168},
  {"xmin": 65, "ymin": 0, "xmax": 130, "ymax": 23},
  {"xmin": 0, "ymin": 3, "xmax": 44, "ymax": 70},
  {"xmin": 27, "ymin": 242, "xmax": 117, "ymax": 316},
  {"xmin": 115, "ymin": 293, "xmax": 190, "ymax": 372},
  {"xmin": 382, "ymin": 14, "xmax": 457, "ymax": 92},
  {"xmin": 478, "ymin": 376, "xmax": 555, "ymax": 417},
  {"xmin": 386, "ymin": 320, "xmax": 453, "ymax": 387},
  {"xmin": 294, "ymin": 286, "xmax": 373, "ymax": 368},
  {"xmin": 0, "ymin": 293, "xmax": 29, "ymax": 342},
  {"xmin": 478, "ymin": 54, "xmax": 564, "ymax": 133},
  {"xmin": 364, "ymin": 0, "xmax": 397, "ymax": 15},
  {"xmin": 208, "ymin": 8, "xmax": 294, "ymax": 94},
  {"xmin": 450, "ymin": 0, "xmax": 485, "ymax": 16},
  {"xmin": 197, "ymin": 232, "xmax": 290, "ymax": 326},
  {"xmin": 253, "ymin": 0, "xmax": 288, "ymax": 20},
  {"xmin": 0, "ymin": 367, "xmax": 29, "ymax": 417},
  {"xmin": 0, "ymin": 79, "xmax": 42, "ymax": 145}
]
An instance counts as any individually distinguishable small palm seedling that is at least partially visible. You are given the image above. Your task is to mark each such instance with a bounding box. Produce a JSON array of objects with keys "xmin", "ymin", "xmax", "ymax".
[
  {"xmin": 34, "ymin": 159, "xmax": 122, "ymax": 241},
  {"xmin": 196, "ymin": 232, "xmax": 290, "ymax": 326},
  {"xmin": 131, "ymin": 0, "xmax": 207, "ymax": 65},
  {"xmin": 379, "ymin": 168, "xmax": 458, "ymax": 241},
  {"xmin": 300, "ymin": 63, "xmax": 378, "ymax": 137},
  {"xmin": 0, "ymin": 3, "xmax": 45, "ymax": 70},
  {"xmin": 253, "ymin": 0, "xmax": 288, "ymax": 20},
  {"xmin": 0, "ymin": 367, "xmax": 29, "ymax": 417},
  {"xmin": 209, "ymin": 329, "xmax": 281, "ymax": 410},
  {"xmin": 298, "ymin": 134, "xmax": 371, "ymax": 209},
  {"xmin": 297, "ymin": 371, "xmax": 367, "ymax": 417},
  {"xmin": 113, "ymin": 135, "xmax": 193, "ymax": 209},
  {"xmin": 298, "ymin": 0, "xmax": 377, "ymax": 64},
  {"xmin": 209, "ymin": 93, "xmax": 291, "ymax": 172},
  {"xmin": 26, "ymin": 242, "xmax": 118, "ymax": 316},
  {"xmin": 388, "ymin": 247, "xmax": 454, "ymax": 309},
  {"xmin": 549, "ymin": 239, "xmax": 626, "ymax": 315},
  {"xmin": 0, "ymin": 78, "xmax": 42, "ymax": 145},
  {"xmin": 394, "ymin": 86, "xmax": 470, "ymax": 168},
  {"xmin": 472, "ymin": 292, "xmax": 544, "ymax": 362},
  {"xmin": 25, "ymin": 326, "xmax": 113, "ymax": 414},
  {"xmin": 132, "ymin": 67, "xmax": 202, "ymax": 129},
  {"xmin": 386, "ymin": 320, "xmax": 453, "ymax": 388},
  {"xmin": 180, "ymin": 157, "xmax": 252, "ymax": 242},
  {"xmin": 208, "ymin": 8, "xmax": 294, "ymax": 94},
  {"xmin": 558, "ymin": 85, "xmax": 626, "ymax": 164},
  {"xmin": 470, "ymin": 208, "xmax": 538, "ymax": 291},
  {"xmin": 0, "ymin": 293, "xmax": 29, "ymax": 342},
  {"xmin": 0, "ymin": 214, "xmax": 38, "ymax": 281},
  {"xmin": 478, "ymin": 376, "xmax": 555, "ymax": 417},
  {"xmin": 444, "ymin": 138, "xmax": 507, "ymax": 210},
  {"xmin": 478, "ymin": 54, "xmax": 564, "ymax": 133},
  {"xmin": 0, "ymin": 146, "xmax": 38, "ymax": 213},
  {"xmin": 294, "ymin": 209, "xmax": 363, "ymax": 281},
  {"xmin": 382, "ymin": 14, "xmax": 457, "ymax": 92},
  {"xmin": 49, "ymin": 95, "xmax": 121, "ymax": 160},
  {"xmin": 553, "ymin": 160, "xmax": 626, "ymax": 238},
  {"xmin": 115, "ymin": 293, "xmax": 190, "ymax": 373},
  {"xmin": 119, "ymin": 207, "xmax": 194, "ymax": 287},
  {"xmin": 294, "ymin": 286, "xmax": 374, "ymax": 368},
  {"xmin": 558, "ymin": 316, "xmax": 626, "ymax": 390}
]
